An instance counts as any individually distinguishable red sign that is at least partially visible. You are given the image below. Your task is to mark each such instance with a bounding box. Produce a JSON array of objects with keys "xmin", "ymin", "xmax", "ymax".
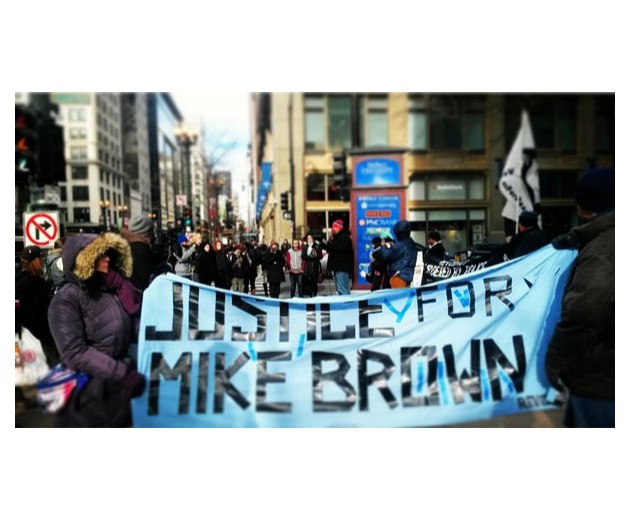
[{"xmin": 24, "ymin": 212, "xmax": 59, "ymax": 248}]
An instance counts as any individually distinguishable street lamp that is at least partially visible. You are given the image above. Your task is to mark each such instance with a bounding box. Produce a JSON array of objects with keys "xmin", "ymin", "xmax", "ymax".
[
  {"xmin": 117, "ymin": 204, "xmax": 128, "ymax": 228},
  {"xmin": 174, "ymin": 123, "xmax": 198, "ymax": 229},
  {"xmin": 99, "ymin": 199, "xmax": 111, "ymax": 231}
]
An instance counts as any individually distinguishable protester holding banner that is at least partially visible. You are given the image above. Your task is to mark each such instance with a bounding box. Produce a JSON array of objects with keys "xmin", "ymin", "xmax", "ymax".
[
  {"xmin": 47, "ymin": 232, "xmax": 145, "ymax": 427},
  {"xmin": 377, "ymin": 220, "xmax": 418, "ymax": 288},
  {"xmin": 507, "ymin": 211, "xmax": 548, "ymax": 258},
  {"xmin": 545, "ymin": 167, "xmax": 615, "ymax": 428},
  {"xmin": 426, "ymin": 231, "xmax": 446, "ymax": 260},
  {"xmin": 326, "ymin": 219, "xmax": 354, "ymax": 295}
]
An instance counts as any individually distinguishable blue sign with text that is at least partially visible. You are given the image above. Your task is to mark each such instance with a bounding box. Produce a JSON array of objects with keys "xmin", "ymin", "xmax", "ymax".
[
  {"xmin": 355, "ymin": 158, "xmax": 401, "ymax": 187},
  {"xmin": 355, "ymin": 193, "xmax": 402, "ymax": 286}
]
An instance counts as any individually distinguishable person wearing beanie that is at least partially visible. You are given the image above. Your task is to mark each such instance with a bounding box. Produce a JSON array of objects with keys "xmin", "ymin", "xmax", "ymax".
[
  {"xmin": 546, "ymin": 167, "xmax": 615, "ymax": 427},
  {"xmin": 121, "ymin": 215, "xmax": 163, "ymax": 291},
  {"xmin": 327, "ymin": 219, "xmax": 354, "ymax": 295},
  {"xmin": 47, "ymin": 232, "xmax": 145, "ymax": 427},
  {"xmin": 426, "ymin": 230, "xmax": 446, "ymax": 260},
  {"xmin": 376, "ymin": 220, "xmax": 419, "ymax": 288},
  {"xmin": 507, "ymin": 210, "xmax": 548, "ymax": 259}
]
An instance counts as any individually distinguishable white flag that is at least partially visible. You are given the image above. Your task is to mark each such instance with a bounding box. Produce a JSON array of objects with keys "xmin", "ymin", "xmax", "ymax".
[{"xmin": 499, "ymin": 110, "xmax": 540, "ymax": 223}]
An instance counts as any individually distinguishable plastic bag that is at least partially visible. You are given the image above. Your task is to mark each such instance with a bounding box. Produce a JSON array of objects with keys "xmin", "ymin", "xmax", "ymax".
[
  {"xmin": 15, "ymin": 327, "xmax": 50, "ymax": 387},
  {"xmin": 36, "ymin": 364, "xmax": 91, "ymax": 414}
]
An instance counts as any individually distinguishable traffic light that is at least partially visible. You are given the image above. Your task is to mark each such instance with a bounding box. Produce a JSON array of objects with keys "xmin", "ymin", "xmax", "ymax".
[
  {"xmin": 280, "ymin": 191, "xmax": 290, "ymax": 212},
  {"xmin": 332, "ymin": 150, "xmax": 347, "ymax": 186},
  {"xmin": 37, "ymin": 119, "xmax": 66, "ymax": 185},
  {"xmin": 15, "ymin": 105, "xmax": 38, "ymax": 185},
  {"xmin": 183, "ymin": 206, "xmax": 192, "ymax": 227}
]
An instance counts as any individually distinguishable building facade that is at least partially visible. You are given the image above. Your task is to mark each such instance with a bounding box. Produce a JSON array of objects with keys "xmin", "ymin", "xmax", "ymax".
[{"xmin": 252, "ymin": 93, "xmax": 614, "ymax": 252}]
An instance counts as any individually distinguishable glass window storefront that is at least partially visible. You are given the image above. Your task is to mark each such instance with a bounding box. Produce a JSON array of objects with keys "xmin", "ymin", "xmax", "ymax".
[{"xmin": 409, "ymin": 208, "xmax": 487, "ymax": 255}]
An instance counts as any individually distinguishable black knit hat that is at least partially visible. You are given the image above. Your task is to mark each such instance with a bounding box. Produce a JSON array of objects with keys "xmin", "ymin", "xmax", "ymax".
[
  {"xmin": 518, "ymin": 211, "xmax": 538, "ymax": 227},
  {"xmin": 575, "ymin": 168, "xmax": 615, "ymax": 213},
  {"xmin": 21, "ymin": 245, "xmax": 43, "ymax": 262}
]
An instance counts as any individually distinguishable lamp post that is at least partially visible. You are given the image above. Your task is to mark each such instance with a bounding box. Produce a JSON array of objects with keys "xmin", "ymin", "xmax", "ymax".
[
  {"xmin": 117, "ymin": 204, "xmax": 128, "ymax": 229},
  {"xmin": 174, "ymin": 124, "xmax": 198, "ymax": 229},
  {"xmin": 99, "ymin": 199, "xmax": 111, "ymax": 231}
]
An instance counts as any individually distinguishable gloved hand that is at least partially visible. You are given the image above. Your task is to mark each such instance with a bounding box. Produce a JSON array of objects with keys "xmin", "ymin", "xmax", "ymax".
[
  {"xmin": 120, "ymin": 368, "xmax": 146, "ymax": 398},
  {"xmin": 551, "ymin": 231, "xmax": 580, "ymax": 250}
]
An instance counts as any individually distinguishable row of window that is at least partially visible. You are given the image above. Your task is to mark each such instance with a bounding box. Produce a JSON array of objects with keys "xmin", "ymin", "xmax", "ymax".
[
  {"xmin": 305, "ymin": 170, "xmax": 579, "ymax": 203},
  {"xmin": 303, "ymin": 94, "xmax": 614, "ymax": 154}
]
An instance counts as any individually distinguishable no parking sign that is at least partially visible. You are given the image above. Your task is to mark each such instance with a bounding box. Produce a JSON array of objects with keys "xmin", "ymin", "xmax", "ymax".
[{"xmin": 23, "ymin": 211, "xmax": 60, "ymax": 249}]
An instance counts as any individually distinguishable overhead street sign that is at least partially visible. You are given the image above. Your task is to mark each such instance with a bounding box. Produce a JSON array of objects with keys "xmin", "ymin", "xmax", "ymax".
[{"xmin": 23, "ymin": 211, "xmax": 60, "ymax": 248}]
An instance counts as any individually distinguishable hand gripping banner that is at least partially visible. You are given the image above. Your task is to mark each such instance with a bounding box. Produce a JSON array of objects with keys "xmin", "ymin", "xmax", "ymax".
[{"xmin": 132, "ymin": 245, "xmax": 576, "ymax": 427}]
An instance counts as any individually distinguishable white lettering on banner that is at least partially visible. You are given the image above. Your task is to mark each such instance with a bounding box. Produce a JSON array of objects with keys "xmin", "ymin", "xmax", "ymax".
[{"xmin": 132, "ymin": 245, "xmax": 577, "ymax": 427}]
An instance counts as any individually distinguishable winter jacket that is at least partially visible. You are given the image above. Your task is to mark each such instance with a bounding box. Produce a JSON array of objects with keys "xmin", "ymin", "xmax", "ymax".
[
  {"xmin": 264, "ymin": 250, "xmax": 286, "ymax": 283},
  {"xmin": 302, "ymin": 244, "xmax": 322, "ymax": 279},
  {"xmin": 379, "ymin": 237, "xmax": 419, "ymax": 283},
  {"xmin": 196, "ymin": 242, "xmax": 218, "ymax": 286},
  {"xmin": 509, "ymin": 227, "xmax": 549, "ymax": 259},
  {"xmin": 326, "ymin": 230, "xmax": 354, "ymax": 273},
  {"xmin": 545, "ymin": 211, "xmax": 614, "ymax": 400},
  {"xmin": 121, "ymin": 229, "xmax": 162, "ymax": 291},
  {"xmin": 174, "ymin": 244, "xmax": 197, "ymax": 277},
  {"xmin": 47, "ymin": 232, "xmax": 138, "ymax": 427},
  {"xmin": 427, "ymin": 242, "xmax": 446, "ymax": 261},
  {"xmin": 286, "ymin": 248, "xmax": 305, "ymax": 273}
]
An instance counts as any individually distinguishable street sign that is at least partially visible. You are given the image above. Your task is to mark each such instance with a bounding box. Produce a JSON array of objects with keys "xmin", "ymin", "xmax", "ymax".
[
  {"xmin": 176, "ymin": 194, "xmax": 187, "ymax": 207},
  {"xmin": 23, "ymin": 211, "xmax": 60, "ymax": 248}
]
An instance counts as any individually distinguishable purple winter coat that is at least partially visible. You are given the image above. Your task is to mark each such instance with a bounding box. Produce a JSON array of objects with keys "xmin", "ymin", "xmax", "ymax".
[{"xmin": 48, "ymin": 232, "xmax": 136, "ymax": 427}]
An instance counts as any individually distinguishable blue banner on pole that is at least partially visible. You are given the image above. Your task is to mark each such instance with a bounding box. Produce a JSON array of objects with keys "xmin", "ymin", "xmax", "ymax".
[{"xmin": 132, "ymin": 245, "xmax": 576, "ymax": 427}]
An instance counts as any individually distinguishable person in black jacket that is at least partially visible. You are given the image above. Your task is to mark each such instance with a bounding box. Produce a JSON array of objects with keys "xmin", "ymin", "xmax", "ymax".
[
  {"xmin": 326, "ymin": 220, "xmax": 354, "ymax": 295},
  {"xmin": 15, "ymin": 245, "xmax": 58, "ymax": 366},
  {"xmin": 213, "ymin": 241, "xmax": 231, "ymax": 290},
  {"xmin": 508, "ymin": 211, "xmax": 549, "ymax": 258},
  {"xmin": 264, "ymin": 241, "xmax": 286, "ymax": 298},
  {"xmin": 426, "ymin": 230, "xmax": 446, "ymax": 260},
  {"xmin": 366, "ymin": 236, "xmax": 387, "ymax": 291},
  {"xmin": 302, "ymin": 235, "xmax": 321, "ymax": 297},
  {"xmin": 196, "ymin": 232, "xmax": 218, "ymax": 286},
  {"xmin": 121, "ymin": 215, "xmax": 163, "ymax": 292}
]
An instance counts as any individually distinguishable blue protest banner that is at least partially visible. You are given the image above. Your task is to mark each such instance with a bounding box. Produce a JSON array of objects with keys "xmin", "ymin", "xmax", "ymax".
[{"xmin": 132, "ymin": 245, "xmax": 576, "ymax": 427}]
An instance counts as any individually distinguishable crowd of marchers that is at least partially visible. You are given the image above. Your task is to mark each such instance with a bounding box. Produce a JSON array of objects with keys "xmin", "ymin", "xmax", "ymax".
[{"xmin": 15, "ymin": 168, "xmax": 614, "ymax": 428}]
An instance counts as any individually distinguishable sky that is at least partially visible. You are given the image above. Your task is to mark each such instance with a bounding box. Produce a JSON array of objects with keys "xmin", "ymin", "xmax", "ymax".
[{"xmin": 171, "ymin": 92, "xmax": 251, "ymax": 216}]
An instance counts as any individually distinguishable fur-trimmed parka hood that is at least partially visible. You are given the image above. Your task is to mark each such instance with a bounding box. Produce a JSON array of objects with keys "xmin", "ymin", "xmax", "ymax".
[{"xmin": 62, "ymin": 232, "xmax": 133, "ymax": 283}]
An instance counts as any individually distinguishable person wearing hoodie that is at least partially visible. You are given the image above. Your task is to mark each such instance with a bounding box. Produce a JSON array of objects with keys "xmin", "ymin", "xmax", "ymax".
[
  {"xmin": 47, "ymin": 232, "xmax": 145, "ymax": 427},
  {"xmin": 377, "ymin": 220, "xmax": 419, "ymax": 288}
]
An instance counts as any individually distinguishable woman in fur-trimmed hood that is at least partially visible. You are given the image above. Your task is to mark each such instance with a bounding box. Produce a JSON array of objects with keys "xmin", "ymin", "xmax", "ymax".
[{"xmin": 48, "ymin": 232, "xmax": 146, "ymax": 427}]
